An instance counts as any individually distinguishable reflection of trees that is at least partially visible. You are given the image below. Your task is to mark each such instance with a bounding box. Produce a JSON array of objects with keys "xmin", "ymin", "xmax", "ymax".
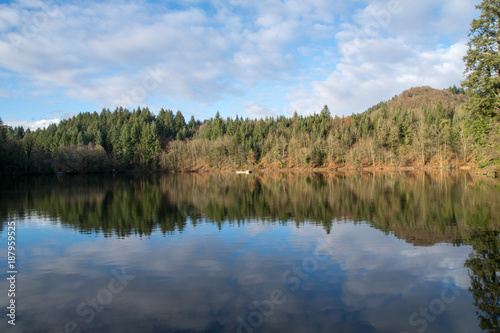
[
  {"xmin": 465, "ymin": 231, "xmax": 500, "ymax": 332},
  {"xmin": 0, "ymin": 172, "xmax": 499, "ymax": 243}
]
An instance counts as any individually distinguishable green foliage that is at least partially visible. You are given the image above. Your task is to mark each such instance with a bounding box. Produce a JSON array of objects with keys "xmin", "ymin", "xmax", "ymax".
[
  {"xmin": 448, "ymin": 85, "xmax": 466, "ymax": 95},
  {"xmin": 307, "ymin": 144, "xmax": 326, "ymax": 167},
  {"xmin": 461, "ymin": 0, "xmax": 500, "ymax": 170},
  {"xmin": 463, "ymin": 0, "xmax": 500, "ymax": 102},
  {"xmin": 157, "ymin": 108, "xmax": 175, "ymax": 139},
  {"xmin": 174, "ymin": 110, "xmax": 186, "ymax": 135},
  {"xmin": 0, "ymin": 87, "xmax": 476, "ymax": 174},
  {"xmin": 141, "ymin": 122, "xmax": 160, "ymax": 165}
]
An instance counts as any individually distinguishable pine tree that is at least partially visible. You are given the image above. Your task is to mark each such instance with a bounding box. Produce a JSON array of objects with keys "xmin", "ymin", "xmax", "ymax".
[
  {"xmin": 188, "ymin": 115, "xmax": 198, "ymax": 133},
  {"xmin": 174, "ymin": 110, "xmax": 186, "ymax": 137},
  {"xmin": 120, "ymin": 124, "xmax": 133, "ymax": 162},
  {"xmin": 157, "ymin": 109, "xmax": 175, "ymax": 139},
  {"xmin": 462, "ymin": 0, "xmax": 500, "ymax": 169},
  {"xmin": 0, "ymin": 117, "xmax": 6, "ymax": 141},
  {"xmin": 77, "ymin": 131, "xmax": 84, "ymax": 146},
  {"xmin": 140, "ymin": 122, "xmax": 160, "ymax": 166},
  {"xmin": 211, "ymin": 112, "xmax": 225, "ymax": 140},
  {"xmin": 130, "ymin": 121, "xmax": 142, "ymax": 146},
  {"xmin": 320, "ymin": 105, "xmax": 331, "ymax": 119},
  {"xmin": 463, "ymin": 0, "xmax": 500, "ymax": 115}
]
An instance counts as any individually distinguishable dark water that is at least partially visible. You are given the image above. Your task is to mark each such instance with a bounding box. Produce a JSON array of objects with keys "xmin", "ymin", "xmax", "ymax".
[{"xmin": 0, "ymin": 172, "xmax": 499, "ymax": 333}]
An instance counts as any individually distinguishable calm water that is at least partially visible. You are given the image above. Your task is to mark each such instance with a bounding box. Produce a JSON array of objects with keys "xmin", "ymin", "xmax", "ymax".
[{"xmin": 0, "ymin": 172, "xmax": 499, "ymax": 333}]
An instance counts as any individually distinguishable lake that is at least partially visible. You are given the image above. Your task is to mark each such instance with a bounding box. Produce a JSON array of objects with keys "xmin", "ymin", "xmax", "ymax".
[{"xmin": 0, "ymin": 172, "xmax": 499, "ymax": 333}]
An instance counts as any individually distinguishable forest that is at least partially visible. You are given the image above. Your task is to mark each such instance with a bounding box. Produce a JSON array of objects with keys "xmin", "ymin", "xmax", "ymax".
[{"xmin": 0, "ymin": 86, "xmax": 491, "ymax": 175}]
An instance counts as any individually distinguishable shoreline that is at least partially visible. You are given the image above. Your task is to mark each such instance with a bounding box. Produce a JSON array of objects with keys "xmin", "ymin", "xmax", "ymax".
[
  {"xmin": 171, "ymin": 161, "xmax": 498, "ymax": 178},
  {"xmin": 1, "ymin": 163, "xmax": 498, "ymax": 178}
]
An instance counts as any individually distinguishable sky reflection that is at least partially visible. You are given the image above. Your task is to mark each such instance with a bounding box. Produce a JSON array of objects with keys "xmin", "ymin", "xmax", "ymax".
[{"xmin": 0, "ymin": 217, "xmax": 481, "ymax": 333}]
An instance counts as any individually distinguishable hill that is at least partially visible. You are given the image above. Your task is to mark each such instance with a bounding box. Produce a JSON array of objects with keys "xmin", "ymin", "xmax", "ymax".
[{"xmin": 0, "ymin": 86, "xmax": 489, "ymax": 175}]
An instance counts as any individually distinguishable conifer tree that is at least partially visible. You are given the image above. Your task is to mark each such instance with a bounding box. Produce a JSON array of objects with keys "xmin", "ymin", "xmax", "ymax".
[
  {"xmin": 157, "ymin": 109, "xmax": 175, "ymax": 139},
  {"xmin": 140, "ymin": 122, "xmax": 160, "ymax": 166},
  {"xmin": 174, "ymin": 110, "xmax": 186, "ymax": 136},
  {"xmin": 463, "ymin": 0, "xmax": 500, "ymax": 116},
  {"xmin": 462, "ymin": 0, "xmax": 500, "ymax": 168}
]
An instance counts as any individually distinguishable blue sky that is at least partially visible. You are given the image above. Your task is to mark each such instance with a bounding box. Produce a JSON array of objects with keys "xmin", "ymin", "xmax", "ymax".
[{"xmin": 0, "ymin": 0, "xmax": 477, "ymax": 129}]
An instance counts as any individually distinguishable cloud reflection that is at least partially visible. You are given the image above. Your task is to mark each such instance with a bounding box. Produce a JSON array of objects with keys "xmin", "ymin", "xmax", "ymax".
[{"xmin": 0, "ymin": 219, "xmax": 482, "ymax": 333}]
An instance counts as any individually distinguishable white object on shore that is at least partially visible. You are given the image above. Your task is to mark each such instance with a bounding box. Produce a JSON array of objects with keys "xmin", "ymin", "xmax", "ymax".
[{"xmin": 236, "ymin": 170, "xmax": 252, "ymax": 174}]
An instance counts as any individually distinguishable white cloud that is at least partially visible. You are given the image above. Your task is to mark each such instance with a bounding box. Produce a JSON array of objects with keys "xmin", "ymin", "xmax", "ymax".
[
  {"xmin": 4, "ymin": 117, "xmax": 60, "ymax": 129},
  {"xmin": 0, "ymin": 5, "xmax": 21, "ymax": 32},
  {"xmin": 243, "ymin": 101, "xmax": 282, "ymax": 118}
]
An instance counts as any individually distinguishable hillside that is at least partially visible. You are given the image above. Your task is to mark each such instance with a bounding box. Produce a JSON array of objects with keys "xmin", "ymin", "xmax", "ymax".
[
  {"xmin": 0, "ymin": 86, "xmax": 488, "ymax": 175},
  {"xmin": 377, "ymin": 86, "xmax": 467, "ymax": 115}
]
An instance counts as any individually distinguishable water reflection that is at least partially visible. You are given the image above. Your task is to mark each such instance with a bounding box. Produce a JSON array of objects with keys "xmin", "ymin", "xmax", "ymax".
[
  {"xmin": 0, "ymin": 172, "xmax": 498, "ymax": 333},
  {"xmin": 1, "ymin": 172, "xmax": 499, "ymax": 242},
  {"xmin": 465, "ymin": 231, "xmax": 500, "ymax": 332}
]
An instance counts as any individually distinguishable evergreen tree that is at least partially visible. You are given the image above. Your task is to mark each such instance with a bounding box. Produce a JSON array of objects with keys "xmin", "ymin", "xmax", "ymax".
[
  {"xmin": 174, "ymin": 110, "xmax": 186, "ymax": 136},
  {"xmin": 130, "ymin": 121, "xmax": 142, "ymax": 147},
  {"xmin": 211, "ymin": 112, "xmax": 225, "ymax": 140},
  {"xmin": 120, "ymin": 124, "xmax": 134, "ymax": 162},
  {"xmin": 320, "ymin": 105, "xmax": 331, "ymax": 119},
  {"xmin": 463, "ymin": 0, "xmax": 500, "ymax": 113},
  {"xmin": 157, "ymin": 109, "xmax": 175, "ymax": 139},
  {"xmin": 462, "ymin": 0, "xmax": 500, "ymax": 169},
  {"xmin": 140, "ymin": 122, "xmax": 160, "ymax": 166},
  {"xmin": 22, "ymin": 131, "xmax": 34, "ymax": 173},
  {"xmin": 188, "ymin": 115, "xmax": 196, "ymax": 130},
  {"xmin": 0, "ymin": 118, "xmax": 6, "ymax": 141}
]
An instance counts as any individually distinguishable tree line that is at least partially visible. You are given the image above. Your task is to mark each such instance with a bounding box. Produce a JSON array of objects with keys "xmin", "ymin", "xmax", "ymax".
[{"xmin": 0, "ymin": 86, "xmax": 480, "ymax": 174}]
